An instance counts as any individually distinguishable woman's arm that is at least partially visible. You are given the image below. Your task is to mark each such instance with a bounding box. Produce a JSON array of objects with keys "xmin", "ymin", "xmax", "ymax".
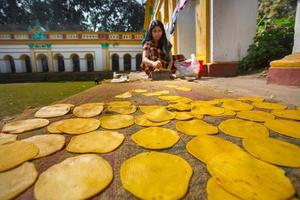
[
  {"xmin": 142, "ymin": 51, "xmax": 162, "ymax": 68},
  {"xmin": 167, "ymin": 51, "xmax": 173, "ymax": 70}
]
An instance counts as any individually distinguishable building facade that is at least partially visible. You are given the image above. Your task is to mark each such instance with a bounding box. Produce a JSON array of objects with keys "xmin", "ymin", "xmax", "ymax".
[{"xmin": 0, "ymin": 23, "xmax": 144, "ymax": 74}]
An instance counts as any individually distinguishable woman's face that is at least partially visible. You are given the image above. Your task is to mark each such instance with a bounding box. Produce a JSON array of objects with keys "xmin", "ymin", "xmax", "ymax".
[{"xmin": 151, "ymin": 26, "xmax": 163, "ymax": 42}]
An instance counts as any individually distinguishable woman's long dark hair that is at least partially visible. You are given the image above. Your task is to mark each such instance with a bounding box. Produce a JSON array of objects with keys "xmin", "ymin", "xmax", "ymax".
[{"xmin": 142, "ymin": 20, "xmax": 172, "ymax": 61}]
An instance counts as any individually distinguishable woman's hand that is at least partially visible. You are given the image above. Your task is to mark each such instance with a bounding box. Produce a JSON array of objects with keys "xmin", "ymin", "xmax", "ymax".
[{"xmin": 152, "ymin": 60, "xmax": 162, "ymax": 69}]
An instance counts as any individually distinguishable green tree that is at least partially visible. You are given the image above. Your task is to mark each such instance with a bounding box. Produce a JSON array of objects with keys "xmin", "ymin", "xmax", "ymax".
[{"xmin": 258, "ymin": 0, "xmax": 297, "ymax": 20}]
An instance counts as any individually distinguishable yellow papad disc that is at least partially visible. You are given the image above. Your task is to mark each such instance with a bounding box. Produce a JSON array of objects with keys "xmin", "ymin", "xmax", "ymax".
[
  {"xmin": 170, "ymin": 97, "xmax": 192, "ymax": 104},
  {"xmin": 0, "ymin": 162, "xmax": 38, "ymax": 200},
  {"xmin": 297, "ymin": 106, "xmax": 300, "ymax": 111},
  {"xmin": 222, "ymin": 100, "xmax": 253, "ymax": 111},
  {"xmin": 174, "ymin": 112, "xmax": 195, "ymax": 120},
  {"xmin": 35, "ymin": 104, "xmax": 73, "ymax": 118},
  {"xmin": 167, "ymin": 103, "xmax": 192, "ymax": 111},
  {"xmin": 219, "ymin": 119, "xmax": 269, "ymax": 138},
  {"xmin": 47, "ymin": 120, "xmax": 64, "ymax": 134},
  {"xmin": 139, "ymin": 105, "xmax": 165, "ymax": 113},
  {"xmin": 34, "ymin": 154, "xmax": 113, "ymax": 200},
  {"xmin": 23, "ymin": 134, "xmax": 65, "ymax": 158},
  {"xmin": 166, "ymin": 84, "xmax": 178, "ymax": 88},
  {"xmin": 210, "ymin": 109, "xmax": 236, "ymax": 117},
  {"xmin": 191, "ymin": 105, "xmax": 225, "ymax": 116},
  {"xmin": 57, "ymin": 118, "xmax": 100, "ymax": 134},
  {"xmin": 212, "ymin": 98, "xmax": 235, "ymax": 104},
  {"xmin": 106, "ymin": 101, "xmax": 132, "ymax": 107},
  {"xmin": 0, "ymin": 133, "xmax": 17, "ymax": 145},
  {"xmin": 108, "ymin": 104, "xmax": 137, "ymax": 114},
  {"xmin": 176, "ymin": 119, "xmax": 218, "ymax": 136},
  {"xmin": 207, "ymin": 177, "xmax": 240, "ymax": 200},
  {"xmin": 237, "ymin": 110, "xmax": 275, "ymax": 122},
  {"xmin": 0, "ymin": 141, "xmax": 39, "ymax": 172},
  {"xmin": 73, "ymin": 103, "xmax": 104, "ymax": 118},
  {"xmin": 100, "ymin": 114, "xmax": 134, "ymax": 129},
  {"xmin": 264, "ymin": 119, "xmax": 300, "ymax": 139},
  {"xmin": 132, "ymin": 89, "xmax": 147, "ymax": 93},
  {"xmin": 2, "ymin": 118, "xmax": 49, "ymax": 134},
  {"xmin": 134, "ymin": 115, "xmax": 170, "ymax": 127},
  {"xmin": 186, "ymin": 135, "xmax": 244, "ymax": 164},
  {"xmin": 253, "ymin": 101, "xmax": 287, "ymax": 110},
  {"xmin": 271, "ymin": 109, "xmax": 300, "ymax": 120},
  {"xmin": 243, "ymin": 137, "xmax": 300, "ymax": 167},
  {"xmin": 143, "ymin": 90, "xmax": 170, "ymax": 96},
  {"xmin": 120, "ymin": 152, "xmax": 193, "ymax": 199},
  {"xmin": 191, "ymin": 100, "xmax": 219, "ymax": 107},
  {"xmin": 144, "ymin": 107, "xmax": 175, "ymax": 122},
  {"xmin": 67, "ymin": 131, "xmax": 124, "ymax": 153},
  {"xmin": 115, "ymin": 91, "xmax": 132, "ymax": 98},
  {"xmin": 158, "ymin": 95, "xmax": 181, "ymax": 101},
  {"xmin": 237, "ymin": 96, "xmax": 265, "ymax": 102},
  {"xmin": 207, "ymin": 153, "xmax": 295, "ymax": 200},
  {"xmin": 131, "ymin": 127, "xmax": 180, "ymax": 149},
  {"xmin": 175, "ymin": 87, "xmax": 191, "ymax": 92}
]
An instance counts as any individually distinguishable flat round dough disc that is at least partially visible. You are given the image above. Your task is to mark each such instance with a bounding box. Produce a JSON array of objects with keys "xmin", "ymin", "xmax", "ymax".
[
  {"xmin": 176, "ymin": 119, "xmax": 218, "ymax": 136},
  {"xmin": 253, "ymin": 102, "xmax": 287, "ymax": 110},
  {"xmin": 67, "ymin": 131, "xmax": 124, "ymax": 153},
  {"xmin": 207, "ymin": 177, "xmax": 240, "ymax": 200},
  {"xmin": 243, "ymin": 137, "xmax": 300, "ymax": 167},
  {"xmin": 0, "ymin": 133, "xmax": 17, "ymax": 145},
  {"xmin": 144, "ymin": 107, "xmax": 175, "ymax": 122},
  {"xmin": 191, "ymin": 100, "xmax": 218, "ymax": 107},
  {"xmin": 222, "ymin": 100, "xmax": 253, "ymax": 111},
  {"xmin": 271, "ymin": 109, "xmax": 300, "ymax": 120},
  {"xmin": 35, "ymin": 104, "xmax": 73, "ymax": 118},
  {"xmin": 186, "ymin": 135, "xmax": 244, "ymax": 164},
  {"xmin": 171, "ymin": 97, "xmax": 192, "ymax": 104},
  {"xmin": 210, "ymin": 109, "xmax": 236, "ymax": 117},
  {"xmin": 139, "ymin": 105, "xmax": 164, "ymax": 113},
  {"xmin": 23, "ymin": 134, "xmax": 65, "ymax": 158},
  {"xmin": 264, "ymin": 119, "xmax": 300, "ymax": 139},
  {"xmin": 167, "ymin": 103, "xmax": 191, "ymax": 111},
  {"xmin": 115, "ymin": 91, "xmax": 132, "ymax": 98},
  {"xmin": 2, "ymin": 119, "xmax": 49, "ymax": 134},
  {"xmin": 132, "ymin": 89, "xmax": 147, "ymax": 93},
  {"xmin": 100, "ymin": 115, "xmax": 134, "ymax": 129},
  {"xmin": 174, "ymin": 112, "xmax": 195, "ymax": 120},
  {"xmin": 106, "ymin": 101, "xmax": 132, "ymax": 107},
  {"xmin": 132, "ymin": 127, "xmax": 180, "ymax": 149},
  {"xmin": 47, "ymin": 121, "xmax": 64, "ymax": 134},
  {"xmin": 143, "ymin": 90, "xmax": 170, "ymax": 96},
  {"xmin": 0, "ymin": 141, "xmax": 39, "ymax": 172},
  {"xmin": 73, "ymin": 103, "xmax": 104, "ymax": 118},
  {"xmin": 158, "ymin": 95, "xmax": 181, "ymax": 101},
  {"xmin": 108, "ymin": 104, "xmax": 137, "ymax": 114},
  {"xmin": 219, "ymin": 119, "xmax": 269, "ymax": 138},
  {"xmin": 191, "ymin": 106, "xmax": 224, "ymax": 116},
  {"xmin": 134, "ymin": 115, "xmax": 169, "ymax": 127},
  {"xmin": 207, "ymin": 153, "xmax": 295, "ymax": 200},
  {"xmin": 237, "ymin": 96, "xmax": 265, "ymax": 102},
  {"xmin": 175, "ymin": 87, "xmax": 191, "ymax": 92},
  {"xmin": 120, "ymin": 152, "xmax": 193, "ymax": 200},
  {"xmin": 237, "ymin": 110, "xmax": 275, "ymax": 122},
  {"xmin": 166, "ymin": 84, "xmax": 178, "ymax": 88},
  {"xmin": 0, "ymin": 162, "xmax": 38, "ymax": 200},
  {"xmin": 57, "ymin": 118, "xmax": 100, "ymax": 134},
  {"xmin": 297, "ymin": 106, "xmax": 300, "ymax": 111},
  {"xmin": 34, "ymin": 154, "xmax": 113, "ymax": 200}
]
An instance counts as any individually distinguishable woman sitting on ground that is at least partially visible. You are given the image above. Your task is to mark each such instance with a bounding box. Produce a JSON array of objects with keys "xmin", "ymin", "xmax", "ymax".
[{"xmin": 141, "ymin": 20, "xmax": 175, "ymax": 76}]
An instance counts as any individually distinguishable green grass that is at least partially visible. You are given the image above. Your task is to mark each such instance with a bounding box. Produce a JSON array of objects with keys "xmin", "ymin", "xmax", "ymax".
[{"xmin": 0, "ymin": 82, "xmax": 94, "ymax": 119}]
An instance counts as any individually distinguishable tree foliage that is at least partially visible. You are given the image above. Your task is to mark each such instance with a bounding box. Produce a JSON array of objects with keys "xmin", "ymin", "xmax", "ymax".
[{"xmin": 0, "ymin": 0, "xmax": 145, "ymax": 31}]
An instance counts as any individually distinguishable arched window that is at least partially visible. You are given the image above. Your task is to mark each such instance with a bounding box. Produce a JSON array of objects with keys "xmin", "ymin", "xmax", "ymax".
[
  {"xmin": 111, "ymin": 54, "xmax": 119, "ymax": 71},
  {"xmin": 124, "ymin": 54, "xmax": 131, "ymax": 71},
  {"xmin": 54, "ymin": 54, "xmax": 65, "ymax": 72},
  {"xmin": 85, "ymin": 54, "xmax": 94, "ymax": 72},
  {"xmin": 4, "ymin": 55, "xmax": 16, "ymax": 73},
  {"xmin": 70, "ymin": 54, "xmax": 80, "ymax": 72},
  {"xmin": 136, "ymin": 53, "xmax": 142, "ymax": 71},
  {"xmin": 36, "ymin": 54, "xmax": 49, "ymax": 72}
]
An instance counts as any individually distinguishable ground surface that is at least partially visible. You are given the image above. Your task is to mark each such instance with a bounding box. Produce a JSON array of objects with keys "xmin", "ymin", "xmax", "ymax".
[{"xmin": 1, "ymin": 72, "xmax": 300, "ymax": 199}]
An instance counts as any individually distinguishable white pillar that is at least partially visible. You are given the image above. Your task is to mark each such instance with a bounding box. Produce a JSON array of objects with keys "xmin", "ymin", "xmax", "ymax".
[
  {"xmin": 64, "ymin": 59, "xmax": 72, "ymax": 72},
  {"xmin": 80, "ymin": 59, "xmax": 87, "ymax": 72},
  {"xmin": 211, "ymin": 0, "xmax": 258, "ymax": 62},
  {"xmin": 53, "ymin": 59, "xmax": 58, "ymax": 72},
  {"xmin": 0, "ymin": 60, "xmax": 7, "ymax": 73},
  {"xmin": 293, "ymin": 0, "xmax": 300, "ymax": 53},
  {"xmin": 119, "ymin": 57, "xmax": 124, "ymax": 71},
  {"xmin": 14, "ymin": 60, "xmax": 23, "ymax": 73},
  {"xmin": 131, "ymin": 56, "xmax": 136, "ymax": 71}
]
